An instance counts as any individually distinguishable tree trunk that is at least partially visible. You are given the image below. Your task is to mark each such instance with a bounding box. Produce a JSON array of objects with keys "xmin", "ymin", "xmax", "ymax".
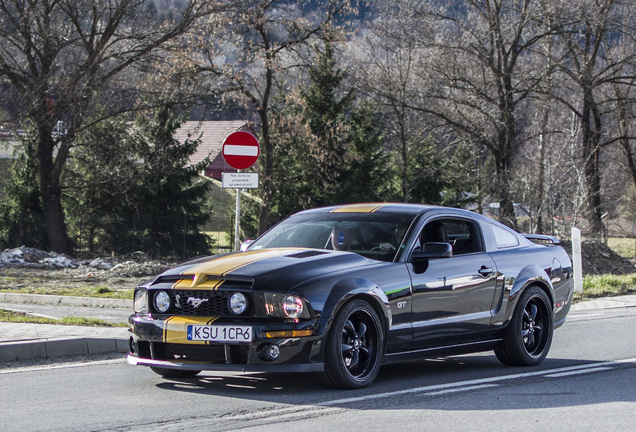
[
  {"xmin": 495, "ymin": 154, "xmax": 518, "ymax": 230},
  {"xmin": 581, "ymin": 88, "xmax": 606, "ymax": 241},
  {"xmin": 494, "ymin": 93, "xmax": 519, "ymax": 230},
  {"xmin": 258, "ymin": 108, "xmax": 273, "ymax": 236},
  {"xmin": 37, "ymin": 127, "xmax": 71, "ymax": 254}
]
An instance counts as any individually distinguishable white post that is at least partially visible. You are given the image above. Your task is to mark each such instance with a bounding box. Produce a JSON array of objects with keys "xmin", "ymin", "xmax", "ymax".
[{"xmin": 572, "ymin": 227, "xmax": 583, "ymax": 293}]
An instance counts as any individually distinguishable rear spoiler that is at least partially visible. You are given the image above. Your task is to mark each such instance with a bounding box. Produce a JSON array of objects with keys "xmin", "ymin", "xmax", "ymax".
[{"xmin": 523, "ymin": 234, "xmax": 561, "ymax": 245}]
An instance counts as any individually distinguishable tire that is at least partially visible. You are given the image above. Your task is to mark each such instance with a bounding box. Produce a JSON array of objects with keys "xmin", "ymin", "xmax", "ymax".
[
  {"xmin": 150, "ymin": 367, "xmax": 201, "ymax": 378},
  {"xmin": 495, "ymin": 286, "xmax": 553, "ymax": 366},
  {"xmin": 321, "ymin": 299, "xmax": 384, "ymax": 389}
]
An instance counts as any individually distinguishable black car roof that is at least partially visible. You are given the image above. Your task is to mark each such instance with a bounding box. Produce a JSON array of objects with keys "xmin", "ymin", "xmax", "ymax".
[
  {"xmin": 294, "ymin": 203, "xmax": 505, "ymax": 231},
  {"xmin": 297, "ymin": 203, "xmax": 461, "ymax": 217}
]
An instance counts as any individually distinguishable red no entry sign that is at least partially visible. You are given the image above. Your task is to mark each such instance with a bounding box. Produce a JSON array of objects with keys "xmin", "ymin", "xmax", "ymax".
[{"xmin": 221, "ymin": 131, "xmax": 260, "ymax": 170}]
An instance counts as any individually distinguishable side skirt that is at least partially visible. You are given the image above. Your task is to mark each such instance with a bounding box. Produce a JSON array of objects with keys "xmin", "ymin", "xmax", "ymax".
[{"xmin": 382, "ymin": 339, "xmax": 503, "ymax": 365}]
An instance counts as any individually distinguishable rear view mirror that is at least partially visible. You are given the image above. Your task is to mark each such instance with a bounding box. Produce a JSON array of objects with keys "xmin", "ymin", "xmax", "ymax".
[{"xmin": 240, "ymin": 240, "xmax": 253, "ymax": 252}]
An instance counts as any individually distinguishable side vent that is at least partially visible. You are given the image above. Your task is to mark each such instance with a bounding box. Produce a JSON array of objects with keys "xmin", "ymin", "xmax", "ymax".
[
  {"xmin": 286, "ymin": 250, "xmax": 329, "ymax": 259},
  {"xmin": 153, "ymin": 275, "xmax": 194, "ymax": 284}
]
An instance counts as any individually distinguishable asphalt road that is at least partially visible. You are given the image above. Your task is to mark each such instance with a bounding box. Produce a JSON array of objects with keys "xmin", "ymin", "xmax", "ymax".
[{"xmin": 1, "ymin": 302, "xmax": 634, "ymax": 432}]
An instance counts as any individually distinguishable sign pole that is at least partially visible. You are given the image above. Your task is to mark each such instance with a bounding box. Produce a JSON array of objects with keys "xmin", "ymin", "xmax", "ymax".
[
  {"xmin": 220, "ymin": 130, "xmax": 260, "ymax": 252},
  {"xmin": 234, "ymin": 170, "xmax": 241, "ymax": 251}
]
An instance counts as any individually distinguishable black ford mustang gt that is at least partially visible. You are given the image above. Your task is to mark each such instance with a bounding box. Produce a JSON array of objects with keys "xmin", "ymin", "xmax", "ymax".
[{"xmin": 128, "ymin": 203, "xmax": 574, "ymax": 388}]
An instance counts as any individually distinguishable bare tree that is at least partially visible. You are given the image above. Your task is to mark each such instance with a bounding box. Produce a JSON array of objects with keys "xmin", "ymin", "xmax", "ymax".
[
  {"xmin": 548, "ymin": 0, "xmax": 636, "ymax": 240},
  {"xmin": 353, "ymin": 2, "xmax": 431, "ymax": 202},
  {"xmin": 392, "ymin": 0, "xmax": 559, "ymax": 229},
  {"xmin": 0, "ymin": 0, "xmax": 219, "ymax": 253},
  {"xmin": 184, "ymin": 0, "xmax": 354, "ymax": 234}
]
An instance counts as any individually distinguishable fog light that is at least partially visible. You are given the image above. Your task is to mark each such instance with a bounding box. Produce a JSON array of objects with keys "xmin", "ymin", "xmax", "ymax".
[{"xmin": 267, "ymin": 344, "xmax": 280, "ymax": 360}]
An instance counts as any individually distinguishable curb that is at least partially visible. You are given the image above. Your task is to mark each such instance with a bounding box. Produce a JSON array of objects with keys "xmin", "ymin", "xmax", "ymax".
[
  {"xmin": 0, "ymin": 293, "xmax": 130, "ymax": 309},
  {"xmin": 0, "ymin": 337, "xmax": 129, "ymax": 363}
]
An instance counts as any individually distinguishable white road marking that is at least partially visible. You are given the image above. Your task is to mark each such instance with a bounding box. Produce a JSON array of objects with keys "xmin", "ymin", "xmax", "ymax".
[
  {"xmin": 0, "ymin": 358, "xmax": 124, "ymax": 375},
  {"xmin": 424, "ymin": 383, "xmax": 499, "ymax": 396},
  {"xmin": 319, "ymin": 358, "xmax": 636, "ymax": 407},
  {"xmin": 544, "ymin": 366, "xmax": 613, "ymax": 378}
]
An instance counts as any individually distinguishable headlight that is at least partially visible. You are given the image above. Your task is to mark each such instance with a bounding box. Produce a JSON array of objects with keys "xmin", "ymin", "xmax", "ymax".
[
  {"xmin": 228, "ymin": 292, "xmax": 248, "ymax": 315},
  {"xmin": 154, "ymin": 290, "xmax": 171, "ymax": 313},
  {"xmin": 133, "ymin": 289, "xmax": 148, "ymax": 314},
  {"xmin": 282, "ymin": 295, "xmax": 304, "ymax": 318},
  {"xmin": 264, "ymin": 293, "xmax": 310, "ymax": 319}
]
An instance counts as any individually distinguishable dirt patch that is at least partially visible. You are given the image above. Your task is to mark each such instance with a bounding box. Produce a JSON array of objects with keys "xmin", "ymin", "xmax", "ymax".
[
  {"xmin": 0, "ymin": 267, "xmax": 150, "ymax": 294},
  {"xmin": 0, "ymin": 246, "xmax": 177, "ymax": 293},
  {"xmin": 561, "ymin": 240, "xmax": 636, "ymax": 275}
]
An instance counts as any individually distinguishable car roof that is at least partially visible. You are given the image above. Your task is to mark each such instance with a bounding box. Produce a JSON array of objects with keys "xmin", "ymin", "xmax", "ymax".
[
  {"xmin": 294, "ymin": 203, "xmax": 501, "ymax": 229},
  {"xmin": 296, "ymin": 203, "xmax": 449, "ymax": 217}
]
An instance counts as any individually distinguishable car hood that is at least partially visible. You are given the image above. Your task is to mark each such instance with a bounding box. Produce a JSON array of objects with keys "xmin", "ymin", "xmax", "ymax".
[{"xmin": 150, "ymin": 248, "xmax": 379, "ymax": 291}]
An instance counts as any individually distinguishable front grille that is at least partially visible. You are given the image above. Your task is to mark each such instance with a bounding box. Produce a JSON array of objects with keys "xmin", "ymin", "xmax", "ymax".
[
  {"xmin": 145, "ymin": 341, "xmax": 249, "ymax": 364},
  {"xmin": 151, "ymin": 290, "xmax": 256, "ymax": 317}
]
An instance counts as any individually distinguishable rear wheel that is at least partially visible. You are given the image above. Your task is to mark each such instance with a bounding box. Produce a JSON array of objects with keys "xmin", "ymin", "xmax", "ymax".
[
  {"xmin": 321, "ymin": 299, "xmax": 384, "ymax": 389},
  {"xmin": 150, "ymin": 367, "xmax": 201, "ymax": 378},
  {"xmin": 495, "ymin": 286, "xmax": 553, "ymax": 366}
]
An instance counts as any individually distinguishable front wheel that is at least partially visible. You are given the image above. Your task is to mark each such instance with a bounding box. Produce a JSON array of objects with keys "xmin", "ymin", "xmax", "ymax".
[
  {"xmin": 321, "ymin": 299, "xmax": 385, "ymax": 389},
  {"xmin": 495, "ymin": 286, "xmax": 553, "ymax": 366}
]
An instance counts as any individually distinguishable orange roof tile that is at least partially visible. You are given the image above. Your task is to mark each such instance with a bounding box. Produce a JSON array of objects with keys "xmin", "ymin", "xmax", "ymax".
[{"xmin": 175, "ymin": 120, "xmax": 248, "ymax": 167}]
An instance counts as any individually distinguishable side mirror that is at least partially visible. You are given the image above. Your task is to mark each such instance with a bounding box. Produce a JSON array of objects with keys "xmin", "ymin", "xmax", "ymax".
[
  {"xmin": 240, "ymin": 240, "xmax": 253, "ymax": 252},
  {"xmin": 411, "ymin": 242, "xmax": 452, "ymax": 261}
]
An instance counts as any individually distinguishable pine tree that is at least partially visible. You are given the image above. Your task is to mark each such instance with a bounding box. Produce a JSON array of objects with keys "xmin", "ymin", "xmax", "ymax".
[
  {"xmin": 277, "ymin": 33, "xmax": 390, "ymax": 213},
  {"xmin": 64, "ymin": 105, "xmax": 213, "ymax": 258}
]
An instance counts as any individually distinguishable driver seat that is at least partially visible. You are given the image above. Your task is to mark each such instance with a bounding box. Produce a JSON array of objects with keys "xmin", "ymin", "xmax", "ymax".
[
  {"xmin": 421, "ymin": 221, "xmax": 448, "ymax": 244},
  {"xmin": 331, "ymin": 228, "xmax": 353, "ymax": 251}
]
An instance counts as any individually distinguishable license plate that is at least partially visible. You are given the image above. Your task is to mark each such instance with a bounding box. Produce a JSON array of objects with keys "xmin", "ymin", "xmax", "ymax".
[{"xmin": 187, "ymin": 325, "xmax": 252, "ymax": 343}]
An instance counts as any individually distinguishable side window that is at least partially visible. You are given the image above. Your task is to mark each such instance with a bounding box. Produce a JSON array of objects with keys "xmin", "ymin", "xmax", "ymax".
[
  {"xmin": 491, "ymin": 224, "xmax": 519, "ymax": 248},
  {"xmin": 419, "ymin": 219, "xmax": 481, "ymax": 255}
]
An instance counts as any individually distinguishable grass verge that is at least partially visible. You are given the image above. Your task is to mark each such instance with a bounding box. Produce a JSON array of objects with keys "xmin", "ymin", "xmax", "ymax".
[
  {"xmin": 608, "ymin": 237, "xmax": 636, "ymax": 260},
  {"xmin": 0, "ymin": 286, "xmax": 134, "ymax": 299},
  {"xmin": 574, "ymin": 273, "xmax": 636, "ymax": 301},
  {"xmin": 0, "ymin": 309, "xmax": 127, "ymax": 327}
]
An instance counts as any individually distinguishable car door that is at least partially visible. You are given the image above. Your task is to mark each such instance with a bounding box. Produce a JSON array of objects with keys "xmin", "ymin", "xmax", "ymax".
[{"xmin": 406, "ymin": 217, "xmax": 499, "ymax": 349}]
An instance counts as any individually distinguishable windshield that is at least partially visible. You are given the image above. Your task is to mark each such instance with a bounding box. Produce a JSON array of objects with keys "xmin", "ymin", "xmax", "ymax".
[{"xmin": 248, "ymin": 212, "xmax": 417, "ymax": 262}]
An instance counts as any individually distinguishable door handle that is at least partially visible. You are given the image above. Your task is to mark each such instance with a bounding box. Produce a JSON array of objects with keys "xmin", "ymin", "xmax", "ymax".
[{"xmin": 478, "ymin": 266, "xmax": 494, "ymax": 277}]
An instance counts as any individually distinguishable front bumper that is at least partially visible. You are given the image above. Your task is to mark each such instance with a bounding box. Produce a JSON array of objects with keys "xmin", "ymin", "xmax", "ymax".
[{"xmin": 127, "ymin": 314, "xmax": 325, "ymax": 373}]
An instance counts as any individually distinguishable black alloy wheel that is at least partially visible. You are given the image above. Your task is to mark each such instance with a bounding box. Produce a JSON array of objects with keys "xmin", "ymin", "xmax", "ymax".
[
  {"xmin": 322, "ymin": 299, "xmax": 384, "ymax": 389},
  {"xmin": 495, "ymin": 286, "xmax": 553, "ymax": 366}
]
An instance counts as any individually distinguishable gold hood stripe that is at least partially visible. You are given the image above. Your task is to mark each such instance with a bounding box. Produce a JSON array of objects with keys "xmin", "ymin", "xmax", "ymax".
[
  {"xmin": 181, "ymin": 248, "xmax": 302, "ymax": 278},
  {"xmin": 330, "ymin": 203, "xmax": 387, "ymax": 213}
]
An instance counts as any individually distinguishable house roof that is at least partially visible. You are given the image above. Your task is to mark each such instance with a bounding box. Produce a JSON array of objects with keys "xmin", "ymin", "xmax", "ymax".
[{"xmin": 175, "ymin": 120, "xmax": 248, "ymax": 167}]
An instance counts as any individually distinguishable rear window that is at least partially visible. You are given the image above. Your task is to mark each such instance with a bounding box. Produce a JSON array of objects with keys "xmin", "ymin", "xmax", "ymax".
[{"xmin": 491, "ymin": 224, "xmax": 519, "ymax": 248}]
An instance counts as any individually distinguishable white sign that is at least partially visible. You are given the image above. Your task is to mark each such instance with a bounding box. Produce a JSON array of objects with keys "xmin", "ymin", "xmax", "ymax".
[{"xmin": 222, "ymin": 172, "xmax": 259, "ymax": 189}]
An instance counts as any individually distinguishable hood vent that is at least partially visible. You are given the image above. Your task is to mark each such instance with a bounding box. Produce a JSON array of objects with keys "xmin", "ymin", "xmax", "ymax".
[{"xmin": 286, "ymin": 250, "xmax": 329, "ymax": 259}]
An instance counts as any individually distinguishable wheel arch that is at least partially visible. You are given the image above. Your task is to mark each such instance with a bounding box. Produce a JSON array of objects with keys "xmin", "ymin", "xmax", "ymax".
[
  {"xmin": 504, "ymin": 265, "xmax": 555, "ymax": 324},
  {"xmin": 318, "ymin": 278, "xmax": 391, "ymax": 344}
]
